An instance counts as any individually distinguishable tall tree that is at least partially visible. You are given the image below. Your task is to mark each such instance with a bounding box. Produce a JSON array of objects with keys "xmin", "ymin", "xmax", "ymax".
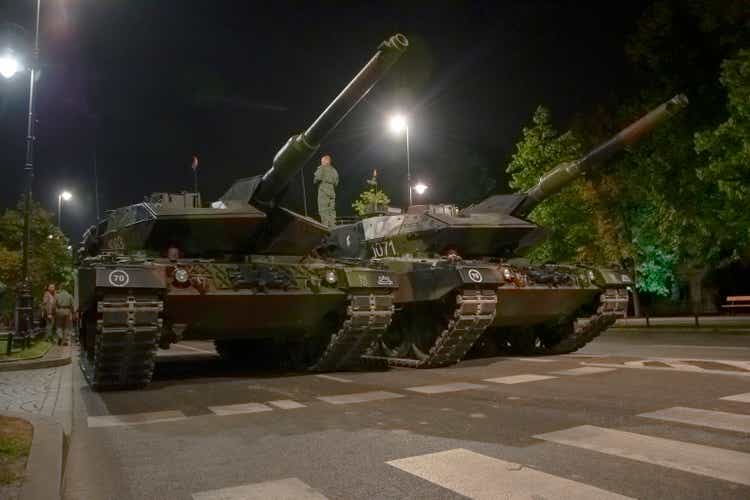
[{"xmin": 0, "ymin": 201, "xmax": 74, "ymax": 320}]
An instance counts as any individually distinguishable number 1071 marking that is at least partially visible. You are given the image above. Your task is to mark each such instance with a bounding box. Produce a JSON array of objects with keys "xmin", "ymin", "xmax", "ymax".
[{"xmin": 371, "ymin": 240, "xmax": 397, "ymax": 258}]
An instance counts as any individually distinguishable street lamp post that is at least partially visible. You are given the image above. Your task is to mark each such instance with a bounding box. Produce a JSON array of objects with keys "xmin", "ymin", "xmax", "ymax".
[
  {"xmin": 2, "ymin": 0, "xmax": 42, "ymax": 353},
  {"xmin": 388, "ymin": 114, "xmax": 412, "ymax": 206},
  {"xmin": 58, "ymin": 191, "xmax": 72, "ymax": 227}
]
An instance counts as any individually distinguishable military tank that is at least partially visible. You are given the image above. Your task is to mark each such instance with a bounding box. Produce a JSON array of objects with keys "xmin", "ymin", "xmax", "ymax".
[
  {"xmin": 75, "ymin": 34, "xmax": 409, "ymax": 390},
  {"xmin": 324, "ymin": 95, "xmax": 688, "ymax": 367}
]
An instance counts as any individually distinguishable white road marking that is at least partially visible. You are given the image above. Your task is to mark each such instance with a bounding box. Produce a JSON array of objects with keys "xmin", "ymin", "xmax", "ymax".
[
  {"xmin": 484, "ymin": 374, "xmax": 557, "ymax": 384},
  {"xmin": 535, "ymin": 425, "xmax": 750, "ymax": 486},
  {"xmin": 639, "ymin": 407, "xmax": 750, "ymax": 433},
  {"xmin": 583, "ymin": 362, "xmax": 750, "ymax": 377},
  {"xmin": 507, "ymin": 357, "xmax": 558, "ymax": 362},
  {"xmin": 208, "ymin": 403, "xmax": 273, "ymax": 416},
  {"xmin": 650, "ymin": 344, "xmax": 750, "ymax": 351},
  {"xmin": 387, "ymin": 448, "xmax": 633, "ymax": 500},
  {"xmin": 192, "ymin": 477, "xmax": 328, "ymax": 500},
  {"xmin": 317, "ymin": 391, "xmax": 403, "ymax": 405},
  {"xmin": 551, "ymin": 367, "xmax": 618, "ymax": 376},
  {"xmin": 315, "ymin": 374, "xmax": 353, "ymax": 383},
  {"xmin": 87, "ymin": 410, "xmax": 186, "ymax": 428},
  {"xmin": 268, "ymin": 399, "xmax": 306, "ymax": 410},
  {"xmin": 721, "ymin": 392, "xmax": 750, "ymax": 403},
  {"xmin": 405, "ymin": 382, "xmax": 487, "ymax": 394},
  {"xmin": 171, "ymin": 343, "xmax": 217, "ymax": 354}
]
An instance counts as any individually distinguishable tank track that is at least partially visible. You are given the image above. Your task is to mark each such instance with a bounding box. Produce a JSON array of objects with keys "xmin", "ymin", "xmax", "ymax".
[
  {"xmin": 542, "ymin": 287, "xmax": 627, "ymax": 355},
  {"xmin": 80, "ymin": 293, "xmax": 164, "ymax": 390},
  {"xmin": 310, "ymin": 291, "xmax": 394, "ymax": 371},
  {"xmin": 368, "ymin": 288, "xmax": 498, "ymax": 368}
]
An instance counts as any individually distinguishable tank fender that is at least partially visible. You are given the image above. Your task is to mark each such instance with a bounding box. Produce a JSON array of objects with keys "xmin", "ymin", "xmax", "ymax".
[
  {"xmin": 94, "ymin": 266, "xmax": 167, "ymax": 289},
  {"xmin": 342, "ymin": 268, "xmax": 399, "ymax": 290},
  {"xmin": 456, "ymin": 265, "xmax": 503, "ymax": 285},
  {"xmin": 586, "ymin": 266, "xmax": 633, "ymax": 288}
]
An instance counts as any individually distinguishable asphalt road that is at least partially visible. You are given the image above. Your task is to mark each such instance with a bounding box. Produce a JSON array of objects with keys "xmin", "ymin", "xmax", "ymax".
[{"xmin": 62, "ymin": 329, "xmax": 750, "ymax": 499}]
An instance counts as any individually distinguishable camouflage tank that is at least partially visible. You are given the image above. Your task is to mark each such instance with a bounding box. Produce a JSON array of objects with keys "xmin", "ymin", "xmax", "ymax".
[
  {"xmin": 75, "ymin": 34, "xmax": 409, "ymax": 390},
  {"xmin": 324, "ymin": 95, "xmax": 688, "ymax": 367}
]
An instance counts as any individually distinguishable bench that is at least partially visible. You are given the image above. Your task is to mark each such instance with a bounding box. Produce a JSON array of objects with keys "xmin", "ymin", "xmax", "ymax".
[{"xmin": 722, "ymin": 295, "xmax": 750, "ymax": 315}]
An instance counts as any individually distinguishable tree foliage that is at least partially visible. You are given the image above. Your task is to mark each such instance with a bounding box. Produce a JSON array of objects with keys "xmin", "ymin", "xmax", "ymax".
[
  {"xmin": 0, "ymin": 200, "xmax": 74, "ymax": 315},
  {"xmin": 695, "ymin": 49, "xmax": 750, "ymax": 205},
  {"xmin": 352, "ymin": 170, "xmax": 392, "ymax": 216},
  {"xmin": 505, "ymin": 0, "xmax": 749, "ymax": 299},
  {"xmin": 507, "ymin": 106, "xmax": 610, "ymax": 264}
]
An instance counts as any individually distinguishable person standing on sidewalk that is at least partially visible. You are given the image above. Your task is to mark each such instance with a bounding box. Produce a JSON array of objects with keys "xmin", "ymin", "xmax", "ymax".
[
  {"xmin": 54, "ymin": 286, "xmax": 74, "ymax": 346},
  {"xmin": 42, "ymin": 284, "xmax": 56, "ymax": 341}
]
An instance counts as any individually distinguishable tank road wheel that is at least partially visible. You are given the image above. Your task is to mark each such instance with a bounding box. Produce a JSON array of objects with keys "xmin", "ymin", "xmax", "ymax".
[
  {"xmin": 79, "ymin": 292, "xmax": 164, "ymax": 391},
  {"xmin": 379, "ymin": 310, "xmax": 413, "ymax": 358},
  {"xmin": 372, "ymin": 289, "xmax": 497, "ymax": 369}
]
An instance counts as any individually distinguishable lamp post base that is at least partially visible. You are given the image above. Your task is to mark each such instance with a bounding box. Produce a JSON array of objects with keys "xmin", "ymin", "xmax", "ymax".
[{"xmin": 10, "ymin": 279, "xmax": 34, "ymax": 353}]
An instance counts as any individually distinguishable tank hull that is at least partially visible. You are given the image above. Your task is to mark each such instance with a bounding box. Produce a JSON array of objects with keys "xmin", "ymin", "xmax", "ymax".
[
  {"xmin": 75, "ymin": 256, "xmax": 397, "ymax": 389},
  {"xmin": 364, "ymin": 257, "xmax": 627, "ymax": 367}
]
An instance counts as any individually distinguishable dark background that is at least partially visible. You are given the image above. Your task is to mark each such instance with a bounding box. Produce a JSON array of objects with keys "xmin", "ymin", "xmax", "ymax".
[{"xmin": 0, "ymin": 0, "xmax": 650, "ymax": 241}]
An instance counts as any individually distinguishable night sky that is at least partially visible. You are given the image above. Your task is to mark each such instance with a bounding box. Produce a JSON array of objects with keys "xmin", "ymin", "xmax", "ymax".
[{"xmin": 0, "ymin": 0, "xmax": 651, "ymax": 242}]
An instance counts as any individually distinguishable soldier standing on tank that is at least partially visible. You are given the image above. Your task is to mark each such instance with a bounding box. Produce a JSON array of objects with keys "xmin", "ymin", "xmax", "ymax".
[
  {"xmin": 314, "ymin": 154, "xmax": 339, "ymax": 228},
  {"xmin": 54, "ymin": 286, "xmax": 74, "ymax": 346}
]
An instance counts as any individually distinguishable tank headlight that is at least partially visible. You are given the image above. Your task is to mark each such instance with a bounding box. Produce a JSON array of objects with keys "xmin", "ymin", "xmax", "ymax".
[
  {"xmin": 324, "ymin": 270, "xmax": 338, "ymax": 285},
  {"xmin": 502, "ymin": 268, "xmax": 513, "ymax": 280},
  {"xmin": 587, "ymin": 270, "xmax": 596, "ymax": 281},
  {"xmin": 174, "ymin": 268, "xmax": 190, "ymax": 284}
]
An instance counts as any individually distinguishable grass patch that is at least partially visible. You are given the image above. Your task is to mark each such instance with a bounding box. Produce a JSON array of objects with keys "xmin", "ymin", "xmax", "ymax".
[
  {"xmin": 0, "ymin": 416, "xmax": 32, "ymax": 487},
  {"xmin": 0, "ymin": 339, "xmax": 52, "ymax": 362}
]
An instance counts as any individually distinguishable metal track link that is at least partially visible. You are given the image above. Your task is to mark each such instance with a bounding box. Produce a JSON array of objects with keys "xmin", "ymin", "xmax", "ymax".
[
  {"xmin": 81, "ymin": 293, "xmax": 163, "ymax": 390},
  {"xmin": 310, "ymin": 291, "xmax": 394, "ymax": 372},
  {"xmin": 376, "ymin": 288, "xmax": 498, "ymax": 369},
  {"xmin": 544, "ymin": 288, "xmax": 627, "ymax": 355}
]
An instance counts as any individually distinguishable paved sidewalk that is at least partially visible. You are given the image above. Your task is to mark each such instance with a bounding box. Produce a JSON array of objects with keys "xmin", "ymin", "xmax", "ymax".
[{"xmin": 0, "ymin": 360, "xmax": 73, "ymax": 435}]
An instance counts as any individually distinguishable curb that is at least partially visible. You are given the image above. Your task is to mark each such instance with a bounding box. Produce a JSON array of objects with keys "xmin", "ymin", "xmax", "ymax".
[
  {"xmin": 0, "ymin": 346, "xmax": 71, "ymax": 372},
  {"xmin": 3, "ymin": 411, "xmax": 63, "ymax": 500}
]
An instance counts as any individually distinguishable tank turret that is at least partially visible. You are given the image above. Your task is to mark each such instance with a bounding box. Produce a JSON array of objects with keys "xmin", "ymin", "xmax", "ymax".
[
  {"xmin": 326, "ymin": 95, "xmax": 688, "ymax": 259},
  {"xmin": 82, "ymin": 34, "xmax": 409, "ymax": 258}
]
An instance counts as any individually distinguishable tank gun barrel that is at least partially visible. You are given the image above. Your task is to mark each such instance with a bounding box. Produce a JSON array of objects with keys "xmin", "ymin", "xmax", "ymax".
[
  {"xmin": 513, "ymin": 94, "xmax": 688, "ymax": 217},
  {"xmin": 252, "ymin": 34, "xmax": 409, "ymax": 208}
]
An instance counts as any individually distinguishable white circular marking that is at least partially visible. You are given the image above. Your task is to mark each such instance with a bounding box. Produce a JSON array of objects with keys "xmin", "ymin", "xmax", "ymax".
[
  {"xmin": 467, "ymin": 269, "xmax": 483, "ymax": 283},
  {"xmin": 108, "ymin": 269, "xmax": 130, "ymax": 287}
]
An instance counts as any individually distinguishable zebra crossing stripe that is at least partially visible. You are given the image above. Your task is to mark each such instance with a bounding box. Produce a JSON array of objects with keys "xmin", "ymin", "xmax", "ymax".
[
  {"xmin": 387, "ymin": 448, "xmax": 633, "ymax": 499},
  {"xmin": 208, "ymin": 403, "xmax": 273, "ymax": 416},
  {"xmin": 87, "ymin": 410, "xmax": 186, "ymax": 428},
  {"xmin": 192, "ymin": 477, "xmax": 328, "ymax": 500},
  {"xmin": 721, "ymin": 392, "xmax": 750, "ymax": 403},
  {"xmin": 268, "ymin": 400, "xmax": 306, "ymax": 410},
  {"xmin": 638, "ymin": 407, "xmax": 750, "ymax": 433},
  {"xmin": 535, "ymin": 425, "xmax": 750, "ymax": 486},
  {"xmin": 406, "ymin": 382, "xmax": 487, "ymax": 394},
  {"xmin": 484, "ymin": 374, "xmax": 557, "ymax": 384},
  {"xmin": 551, "ymin": 367, "xmax": 617, "ymax": 376},
  {"xmin": 317, "ymin": 391, "xmax": 404, "ymax": 405}
]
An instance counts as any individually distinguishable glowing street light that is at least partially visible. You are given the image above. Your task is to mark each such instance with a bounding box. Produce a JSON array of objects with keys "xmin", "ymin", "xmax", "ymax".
[
  {"xmin": 388, "ymin": 114, "xmax": 408, "ymax": 134},
  {"xmin": 0, "ymin": 52, "xmax": 21, "ymax": 79},
  {"xmin": 387, "ymin": 113, "xmax": 412, "ymax": 206},
  {"xmin": 413, "ymin": 182, "xmax": 428, "ymax": 196},
  {"xmin": 58, "ymin": 190, "xmax": 73, "ymax": 227}
]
